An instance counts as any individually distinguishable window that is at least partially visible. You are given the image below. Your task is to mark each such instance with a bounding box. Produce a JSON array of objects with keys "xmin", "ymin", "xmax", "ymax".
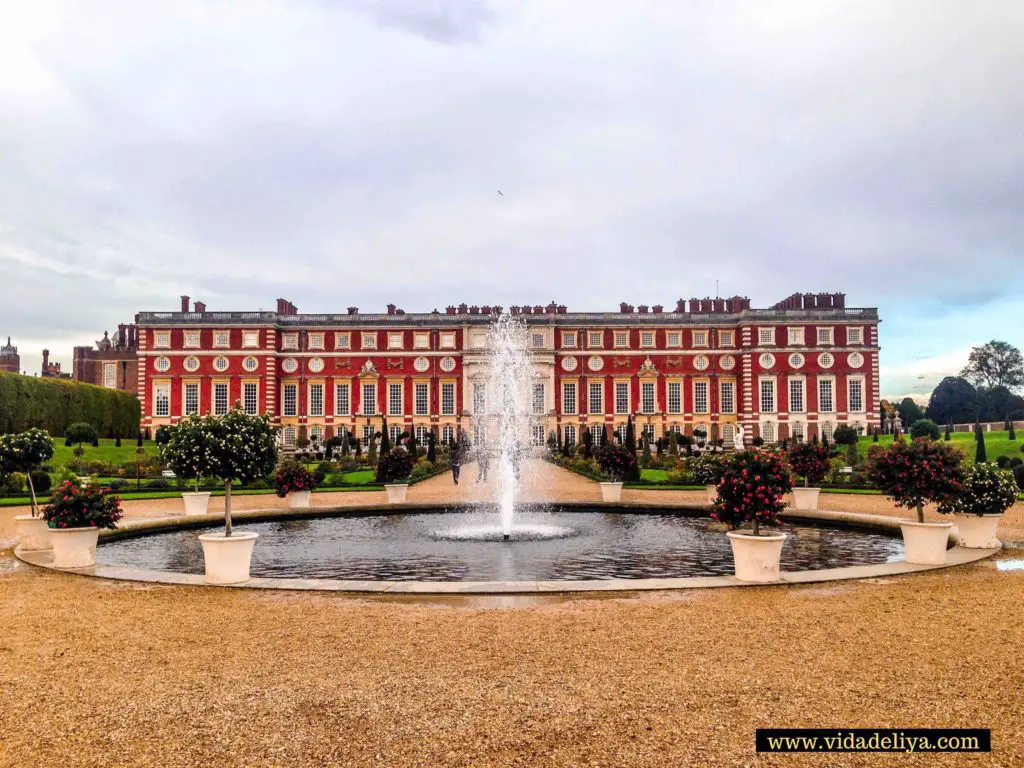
[
  {"xmin": 532, "ymin": 425, "xmax": 546, "ymax": 446},
  {"xmin": 282, "ymin": 426, "xmax": 296, "ymax": 449},
  {"xmin": 415, "ymin": 425, "xmax": 430, "ymax": 443},
  {"xmin": 562, "ymin": 382, "xmax": 577, "ymax": 415},
  {"xmin": 473, "ymin": 383, "xmax": 486, "ymax": 413},
  {"xmin": 282, "ymin": 383, "xmax": 297, "ymax": 416},
  {"xmin": 308, "ymin": 332, "xmax": 324, "ymax": 350},
  {"xmin": 388, "ymin": 382, "xmax": 403, "ymax": 416},
  {"xmin": 818, "ymin": 352, "xmax": 835, "ymax": 369},
  {"xmin": 787, "ymin": 327, "xmax": 804, "ymax": 345},
  {"xmin": 103, "ymin": 363, "xmax": 116, "ymax": 389},
  {"xmin": 848, "ymin": 378, "xmax": 864, "ymax": 413},
  {"xmin": 440, "ymin": 332, "xmax": 456, "ymax": 349},
  {"xmin": 588, "ymin": 382, "xmax": 603, "ymax": 413},
  {"xmin": 817, "ymin": 327, "xmax": 833, "ymax": 345},
  {"xmin": 668, "ymin": 424, "xmax": 682, "ymax": 436},
  {"xmin": 154, "ymin": 383, "xmax": 170, "ymax": 417},
  {"xmin": 243, "ymin": 356, "xmax": 259, "ymax": 372},
  {"xmin": 641, "ymin": 424, "xmax": 656, "ymax": 444},
  {"xmin": 243, "ymin": 330, "xmax": 260, "ymax": 348},
  {"xmin": 589, "ymin": 424, "xmax": 604, "ymax": 443},
  {"xmin": 282, "ymin": 333, "xmax": 298, "ymax": 349},
  {"xmin": 760, "ymin": 379, "xmax": 776, "ymax": 413},
  {"xmin": 789, "ymin": 379, "xmax": 805, "ymax": 413},
  {"xmin": 791, "ymin": 422, "xmax": 804, "ymax": 442},
  {"xmin": 641, "ymin": 381, "xmax": 655, "ymax": 414},
  {"xmin": 415, "ymin": 383, "xmax": 429, "ymax": 415},
  {"xmin": 692, "ymin": 330, "xmax": 707, "ymax": 347},
  {"xmin": 667, "ymin": 382, "xmax": 681, "ymax": 414},
  {"xmin": 564, "ymin": 425, "xmax": 577, "ymax": 446},
  {"xmin": 184, "ymin": 331, "xmax": 200, "ymax": 348},
  {"xmin": 641, "ymin": 331, "xmax": 655, "ymax": 348},
  {"xmin": 335, "ymin": 332, "xmax": 350, "ymax": 350},
  {"xmin": 154, "ymin": 331, "xmax": 170, "ymax": 349},
  {"xmin": 531, "ymin": 332, "xmax": 545, "ymax": 348},
  {"xmin": 847, "ymin": 327, "xmax": 863, "ymax": 345},
  {"xmin": 362, "ymin": 425, "xmax": 374, "ymax": 447},
  {"xmin": 819, "ymin": 379, "xmax": 835, "ymax": 413},
  {"xmin": 722, "ymin": 423, "xmax": 735, "ymax": 445},
  {"xmin": 588, "ymin": 331, "xmax": 603, "ymax": 348},
  {"xmin": 442, "ymin": 425, "xmax": 455, "ymax": 445},
  {"xmin": 389, "ymin": 424, "xmax": 402, "ymax": 444},
  {"xmin": 762, "ymin": 421, "xmax": 776, "ymax": 443},
  {"xmin": 694, "ymin": 381, "xmax": 709, "ymax": 414},
  {"xmin": 694, "ymin": 355, "xmax": 710, "ymax": 371},
  {"xmin": 532, "ymin": 383, "xmax": 545, "ymax": 415},
  {"xmin": 362, "ymin": 383, "xmax": 377, "ymax": 415},
  {"xmin": 614, "ymin": 331, "xmax": 629, "ymax": 348},
  {"xmin": 388, "ymin": 332, "xmax": 403, "ymax": 350},
  {"xmin": 616, "ymin": 424, "xmax": 628, "ymax": 444},
  {"xmin": 361, "ymin": 332, "xmax": 377, "ymax": 350},
  {"xmin": 441, "ymin": 383, "xmax": 455, "ymax": 415},
  {"xmin": 472, "ymin": 424, "xmax": 486, "ymax": 445},
  {"xmin": 213, "ymin": 383, "xmax": 229, "ymax": 415},
  {"xmin": 184, "ymin": 383, "xmax": 199, "ymax": 415},
  {"xmin": 414, "ymin": 333, "xmax": 429, "ymax": 350},
  {"xmin": 214, "ymin": 331, "xmax": 230, "ymax": 348},
  {"xmin": 309, "ymin": 384, "xmax": 324, "ymax": 417},
  {"xmin": 244, "ymin": 382, "xmax": 259, "ymax": 415},
  {"xmin": 666, "ymin": 331, "xmax": 681, "ymax": 348},
  {"xmin": 335, "ymin": 384, "xmax": 350, "ymax": 416},
  {"xmin": 759, "ymin": 328, "xmax": 774, "ymax": 345},
  {"xmin": 310, "ymin": 426, "xmax": 324, "ymax": 445},
  {"xmin": 615, "ymin": 382, "xmax": 630, "ymax": 414},
  {"xmin": 821, "ymin": 421, "xmax": 835, "ymax": 442},
  {"xmin": 720, "ymin": 381, "xmax": 735, "ymax": 414},
  {"xmin": 562, "ymin": 332, "xmax": 577, "ymax": 348},
  {"xmin": 719, "ymin": 330, "xmax": 735, "ymax": 347}
]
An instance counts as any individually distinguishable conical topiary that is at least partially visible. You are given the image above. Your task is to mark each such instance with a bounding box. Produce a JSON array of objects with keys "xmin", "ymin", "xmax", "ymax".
[{"xmin": 975, "ymin": 422, "xmax": 987, "ymax": 463}]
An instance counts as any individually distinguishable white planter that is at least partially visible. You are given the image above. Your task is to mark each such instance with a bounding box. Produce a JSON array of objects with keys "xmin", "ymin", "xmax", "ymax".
[
  {"xmin": 705, "ymin": 484, "xmax": 718, "ymax": 504},
  {"xmin": 181, "ymin": 492, "xmax": 211, "ymax": 516},
  {"xmin": 727, "ymin": 530, "xmax": 787, "ymax": 582},
  {"xmin": 791, "ymin": 487, "xmax": 821, "ymax": 510},
  {"xmin": 50, "ymin": 527, "xmax": 100, "ymax": 568},
  {"xmin": 14, "ymin": 515, "xmax": 51, "ymax": 551},
  {"xmin": 198, "ymin": 531, "xmax": 259, "ymax": 584},
  {"xmin": 286, "ymin": 490, "xmax": 312, "ymax": 508},
  {"xmin": 955, "ymin": 514, "xmax": 1001, "ymax": 549},
  {"xmin": 899, "ymin": 520, "xmax": 953, "ymax": 565},
  {"xmin": 385, "ymin": 484, "xmax": 409, "ymax": 504},
  {"xmin": 599, "ymin": 482, "xmax": 623, "ymax": 503}
]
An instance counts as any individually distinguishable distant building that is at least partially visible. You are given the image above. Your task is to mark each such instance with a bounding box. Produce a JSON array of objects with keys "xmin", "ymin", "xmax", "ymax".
[
  {"xmin": 40, "ymin": 349, "xmax": 71, "ymax": 379},
  {"xmin": 0, "ymin": 337, "xmax": 19, "ymax": 374},
  {"xmin": 72, "ymin": 324, "xmax": 139, "ymax": 392}
]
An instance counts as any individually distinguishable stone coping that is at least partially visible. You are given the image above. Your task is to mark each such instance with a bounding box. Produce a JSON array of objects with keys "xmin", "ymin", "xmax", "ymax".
[{"xmin": 14, "ymin": 503, "xmax": 998, "ymax": 594}]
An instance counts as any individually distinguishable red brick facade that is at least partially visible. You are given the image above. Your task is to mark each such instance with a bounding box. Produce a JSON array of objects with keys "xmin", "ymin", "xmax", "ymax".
[{"xmin": 72, "ymin": 325, "xmax": 139, "ymax": 393}]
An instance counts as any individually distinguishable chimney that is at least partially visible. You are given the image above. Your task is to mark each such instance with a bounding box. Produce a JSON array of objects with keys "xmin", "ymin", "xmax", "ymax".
[
  {"xmin": 180, "ymin": 295, "xmax": 190, "ymax": 313},
  {"xmin": 42, "ymin": 349, "xmax": 49, "ymax": 368},
  {"xmin": 445, "ymin": 306, "xmax": 456, "ymax": 315},
  {"xmin": 652, "ymin": 305, "xmax": 663, "ymax": 314},
  {"xmin": 387, "ymin": 303, "xmax": 397, "ymax": 315},
  {"xmin": 194, "ymin": 301, "xmax": 206, "ymax": 313},
  {"xmin": 347, "ymin": 306, "xmax": 359, "ymax": 315},
  {"xmin": 688, "ymin": 299, "xmax": 701, "ymax": 312},
  {"xmin": 675, "ymin": 299, "xmax": 686, "ymax": 313},
  {"xmin": 638, "ymin": 305, "xmax": 649, "ymax": 314}
]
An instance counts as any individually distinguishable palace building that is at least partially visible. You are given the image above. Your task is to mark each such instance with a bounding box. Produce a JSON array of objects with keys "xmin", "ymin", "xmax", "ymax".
[{"xmin": 135, "ymin": 292, "xmax": 880, "ymax": 448}]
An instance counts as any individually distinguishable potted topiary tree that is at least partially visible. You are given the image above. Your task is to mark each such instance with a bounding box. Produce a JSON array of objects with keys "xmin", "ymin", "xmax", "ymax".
[
  {"xmin": 42, "ymin": 480, "xmax": 122, "ymax": 568},
  {"xmin": 787, "ymin": 442, "xmax": 831, "ymax": 510},
  {"xmin": 2, "ymin": 428, "xmax": 56, "ymax": 551},
  {"xmin": 712, "ymin": 449, "xmax": 793, "ymax": 582},
  {"xmin": 596, "ymin": 443, "xmax": 634, "ymax": 502},
  {"xmin": 162, "ymin": 414, "xmax": 216, "ymax": 515},
  {"xmin": 691, "ymin": 453, "xmax": 725, "ymax": 504},
  {"xmin": 376, "ymin": 446, "xmax": 414, "ymax": 503},
  {"xmin": 273, "ymin": 461, "xmax": 317, "ymax": 508},
  {"xmin": 197, "ymin": 407, "xmax": 279, "ymax": 584},
  {"xmin": 866, "ymin": 438, "xmax": 964, "ymax": 565},
  {"xmin": 938, "ymin": 462, "xmax": 1017, "ymax": 549}
]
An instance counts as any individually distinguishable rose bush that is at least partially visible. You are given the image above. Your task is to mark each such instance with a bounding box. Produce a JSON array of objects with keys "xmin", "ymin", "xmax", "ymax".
[
  {"xmin": 43, "ymin": 480, "xmax": 122, "ymax": 529},
  {"xmin": 711, "ymin": 449, "xmax": 794, "ymax": 535},
  {"xmin": 787, "ymin": 442, "xmax": 831, "ymax": 487},
  {"xmin": 273, "ymin": 461, "xmax": 318, "ymax": 497},
  {"xmin": 375, "ymin": 446, "xmax": 415, "ymax": 484},
  {"xmin": 597, "ymin": 443, "xmax": 635, "ymax": 482},
  {"xmin": 866, "ymin": 438, "xmax": 964, "ymax": 523},
  {"xmin": 938, "ymin": 462, "xmax": 1018, "ymax": 517}
]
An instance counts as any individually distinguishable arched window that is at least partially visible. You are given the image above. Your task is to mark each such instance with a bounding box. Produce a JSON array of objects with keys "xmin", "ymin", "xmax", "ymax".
[
  {"xmin": 821, "ymin": 421, "xmax": 835, "ymax": 442},
  {"xmin": 791, "ymin": 422, "xmax": 804, "ymax": 442},
  {"xmin": 564, "ymin": 425, "xmax": 577, "ymax": 446},
  {"xmin": 722, "ymin": 424, "xmax": 734, "ymax": 445},
  {"xmin": 762, "ymin": 421, "xmax": 776, "ymax": 443},
  {"xmin": 282, "ymin": 426, "xmax": 296, "ymax": 448},
  {"xmin": 309, "ymin": 426, "xmax": 324, "ymax": 445}
]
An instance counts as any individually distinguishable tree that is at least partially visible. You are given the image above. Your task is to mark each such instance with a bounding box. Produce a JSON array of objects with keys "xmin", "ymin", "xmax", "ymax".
[
  {"xmin": 367, "ymin": 431, "xmax": 378, "ymax": 465},
  {"xmin": 866, "ymin": 439, "xmax": 964, "ymax": 524},
  {"xmin": 788, "ymin": 442, "xmax": 830, "ymax": 487},
  {"xmin": 897, "ymin": 397, "xmax": 925, "ymax": 429},
  {"xmin": 427, "ymin": 430, "xmax": 437, "ymax": 464},
  {"xmin": 162, "ymin": 414, "xmax": 217, "ymax": 493},
  {"xmin": 380, "ymin": 419, "xmax": 392, "ymax": 455},
  {"xmin": 66, "ymin": 422, "xmax": 97, "ymax": 450},
  {"xmin": 961, "ymin": 340, "xmax": 1024, "ymax": 391},
  {"xmin": 623, "ymin": 417, "xmax": 639, "ymax": 481},
  {"xmin": 909, "ymin": 419, "xmax": 941, "ymax": 440},
  {"xmin": 340, "ymin": 430, "xmax": 350, "ymax": 457},
  {"xmin": 926, "ymin": 377, "xmax": 978, "ymax": 425},
  {"xmin": 0, "ymin": 428, "xmax": 55, "ymax": 517},
  {"xmin": 832, "ymin": 425, "xmax": 859, "ymax": 446},
  {"xmin": 975, "ymin": 423, "xmax": 987, "ymax": 463},
  {"xmin": 944, "ymin": 422, "xmax": 952, "ymax": 441},
  {"xmin": 137, "ymin": 432, "xmax": 144, "ymax": 448},
  {"xmin": 978, "ymin": 385, "xmax": 1024, "ymax": 423},
  {"xmin": 205, "ymin": 407, "xmax": 278, "ymax": 536},
  {"xmin": 582, "ymin": 428, "xmax": 593, "ymax": 459}
]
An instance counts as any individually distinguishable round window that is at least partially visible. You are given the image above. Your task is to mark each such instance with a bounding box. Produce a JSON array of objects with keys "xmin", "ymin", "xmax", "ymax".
[
  {"xmin": 154, "ymin": 356, "xmax": 171, "ymax": 373},
  {"xmin": 414, "ymin": 357, "xmax": 430, "ymax": 373},
  {"xmin": 243, "ymin": 356, "xmax": 260, "ymax": 372},
  {"xmin": 719, "ymin": 355, "xmax": 736, "ymax": 371},
  {"xmin": 183, "ymin": 356, "xmax": 200, "ymax": 373},
  {"xmin": 308, "ymin": 357, "xmax": 324, "ymax": 373},
  {"xmin": 759, "ymin": 353, "xmax": 776, "ymax": 370},
  {"xmin": 847, "ymin": 352, "xmax": 864, "ymax": 369},
  {"xmin": 818, "ymin": 352, "xmax": 835, "ymax": 369},
  {"xmin": 789, "ymin": 353, "xmax": 805, "ymax": 369},
  {"xmin": 213, "ymin": 356, "xmax": 229, "ymax": 372},
  {"xmin": 561, "ymin": 356, "xmax": 578, "ymax": 372},
  {"xmin": 587, "ymin": 356, "xmax": 604, "ymax": 372},
  {"xmin": 281, "ymin": 357, "xmax": 298, "ymax": 374},
  {"xmin": 440, "ymin": 357, "xmax": 456, "ymax": 373},
  {"xmin": 693, "ymin": 355, "xmax": 710, "ymax": 371}
]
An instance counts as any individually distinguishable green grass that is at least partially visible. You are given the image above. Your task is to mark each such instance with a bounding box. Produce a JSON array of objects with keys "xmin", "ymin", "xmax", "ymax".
[
  {"xmin": 50, "ymin": 438, "xmax": 160, "ymax": 468},
  {"xmin": 858, "ymin": 429, "xmax": 1019, "ymax": 463},
  {"xmin": 640, "ymin": 469, "xmax": 670, "ymax": 483},
  {"xmin": 0, "ymin": 485, "xmax": 384, "ymax": 507}
]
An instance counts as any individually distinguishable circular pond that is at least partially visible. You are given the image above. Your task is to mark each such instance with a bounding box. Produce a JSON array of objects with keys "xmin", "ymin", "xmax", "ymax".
[{"xmin": 97, "ymin": 507, "xmax": 905, "ymax": 582}]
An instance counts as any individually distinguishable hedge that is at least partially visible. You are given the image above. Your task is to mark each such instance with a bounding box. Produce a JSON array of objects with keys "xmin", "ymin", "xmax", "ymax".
[{"xmin": 0, "ymin": 372, "xmax": 140, "ymax": 438}]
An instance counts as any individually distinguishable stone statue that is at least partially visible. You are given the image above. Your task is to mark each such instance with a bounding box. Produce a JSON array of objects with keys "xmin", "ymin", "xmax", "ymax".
[{"xmin": 733, "ymin": 424, "xmax": 745, "ymax": 450}]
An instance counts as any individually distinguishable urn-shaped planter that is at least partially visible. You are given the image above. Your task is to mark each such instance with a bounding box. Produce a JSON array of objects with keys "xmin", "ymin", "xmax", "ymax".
[
  {"xmin": 954, "ymin": 514, "xmax": 1001, "ymax": 549},
  {"xmin": 599, "ymin": 482, "xmax": 623, "ymax": 503},
  {"xmin": 791, "ymin": 487, "xmax": 821, "ymax": 510},
  {"xmin": 705, "ymin": 484, "xmax": 718, "ymax": 505},
  {"xmin": 899, "ymin": 520, "xmax": 953, "ymax": 565},
  {"xmin": 727, "ymin": 531, "xmax": 787, "ymax": 582},
  {"xmin": 181, "ymin": 491, "xmax": 211, "ymax": 516},
  {"xmin": 15, "ymin": 515, "xmax": 51, "ymax": 551},
  {"xmin": 286, "ymin": 490, "xmax": 312, "ymax": 509},
  {"xmin": 50, "ymin": 527, "xmax": 100, "ymax": 568},
  {"xmin": 198, "ymin": 531, "xmax": 259, "ymax": 584},
  {"xmin": 385, "ymin": 484, "xmax": 409, "ymax": 504}
]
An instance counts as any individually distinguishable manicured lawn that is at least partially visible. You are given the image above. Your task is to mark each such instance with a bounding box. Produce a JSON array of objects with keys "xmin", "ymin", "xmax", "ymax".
[
  {"xmin": 640, "ymin": 469, "xmax": 670, "ymax": 483},
  {"xmin": 858, "ymin": 429, "xmax": 1020, "ymax": 463},
  {"xmin": 50, "ymin": 438, "xmax": 160, "ymax": 468}
]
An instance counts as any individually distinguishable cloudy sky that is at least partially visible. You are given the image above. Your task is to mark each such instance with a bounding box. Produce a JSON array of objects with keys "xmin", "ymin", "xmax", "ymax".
[{"xmin": 1, "ymin": 0, "xmax": 1021, "ymax": 400}]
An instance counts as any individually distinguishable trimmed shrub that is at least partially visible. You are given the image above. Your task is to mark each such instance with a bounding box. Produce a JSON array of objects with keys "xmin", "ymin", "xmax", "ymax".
[
  {"xmin": 866, "ymin": 438, "xmax": 964, "ymax": 522},
  {"xmin": 29, "ymin": 470, "xmax": 52, "ymax": 494},
  {"xmin": 909, "ymin": 419, "xmax": 941, "ymax": 440},
  {"xmin": 939, "ymin": 462, "xmax": 1018, "ymax": 517},
  {"xmin": 711, "ymin": 449, "xmax": 793, "ymax": 534},
  {"xmin": 43, "ymin": 480, "xmax": 122, "ymax": 529},
  {"xmin": 0, "ymin": 372, "xmax": 140, "ymax": 439},
  {"xmin": 832, "ymin": 425, "xmax": 859, "ymax": 445},
  {"xmin": 597, "ymin": 444, "xmax": 635, "ymax": 481},
  {"xmin": 788, "ymin": 442, "xmax": 831, "ymax": 486},
  {"xmin": 1013, "ymin": 464, "xmax": 1024, "ymax": 492},
  {"xmin": 375, "ymin": 446, "xmax": 415, "ymax": 484}
]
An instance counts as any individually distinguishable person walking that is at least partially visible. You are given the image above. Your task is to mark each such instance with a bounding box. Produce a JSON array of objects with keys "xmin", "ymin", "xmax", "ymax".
[
  {"xmin": 476, "ymin": 448, "xmax": 490, "ymax": 484},
  {"xmin": 451, "ymin": 436, "xmax": 463, "ymax": 485}
]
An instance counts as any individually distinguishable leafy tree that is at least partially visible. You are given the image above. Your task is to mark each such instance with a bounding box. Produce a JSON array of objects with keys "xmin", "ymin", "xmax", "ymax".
[
  {"xmin": 582, "ymin": 428, "xmax": 593, "ymax": 459},
  {"xmin": 978, "ymin": 385, "xmax": 1024, "ymax": 423},
  {"xmin": 866, "ymin": 439, "xmax": 964, "ymax": 523},
  {"xmin": 961, "ymin": 340, "xmax": 1024, "ymax": 391},
  {"xmin": 66, "ymin": 422, "xmax": 98, "ymax": 449},
  {"xmin": 897, "ymin": 397, "xmax": 925, "ymax": 429},
  {"xmin": 0, "ymin": 428, "xmax": 55, "ymax": 516},
  {"xmin": 367, "ymin": 431, "xmax": 378, "ymax": 465},
  {"xmin": 162, "ymin": 414, "xmax": 217, "ymax": 492},
  {"xmin": 909, "ymin": 419, "xmax": 941, "ymax": 440},
  {"xmin": 205, "ymin": 408, "xmax": 278, "ymax": 536},
  {"xmin": 788, "ymin": 442, "xmax": 830, "ymax": 487},
  {"xmin": 975, "ymin": 423, "xmax": 987, "ymax": 463},
  {"xmin": 927, "ymin": 377, "xmax": 978, "ymax": 426}
]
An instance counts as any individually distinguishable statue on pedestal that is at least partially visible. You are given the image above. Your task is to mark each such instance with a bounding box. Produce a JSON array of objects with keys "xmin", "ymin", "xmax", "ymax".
[{"xmin": 732, "ymin": 424, "xmax": 745, "ymax": 451}]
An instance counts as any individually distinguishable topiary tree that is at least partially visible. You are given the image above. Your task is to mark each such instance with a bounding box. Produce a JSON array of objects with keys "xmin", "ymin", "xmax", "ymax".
[
  {"xmin": 205, "ymin": 407, "xmax": 278, "ymax": 536},
  {"xmin": 788, "ymin": 442, "xmax": 830, "ymax": 488},
  {"xmin": 582, "ymin": 429, "xmax": 593, "ymax": 459},
  {"xmin": 162, "ymin": 414, "xmax": 217, "ymax": 492},
  {"xmin": 0, "ymin": 428, "xmax": 55, "ymax": 516},
  {"xmin": 944, "ymin": 423, "xmax": 952, "ymax": 441},
  {"xmin": 66, "ymin": 422, "xmax": 97, "ymax": 452},
  {"xmin": 712, "ymin": 449, "xmax": 794, "ymax": 536},
  {"xmin": 975, "ymin": 422, "xmax": 987, "ymax": 463},
  {"xmin": 597, "ymin": 443, "xmax": 635, "ymax": 482},
  {"xmin": 909, "ymin": 419, "xmax": 941, "ymax": 440},
  {"xmin": 866, "ymin": 438, "xmax": 964, "ymax": 524},
  {"xmin": 427, "ymin": 429, "xmax": 437, "ymax": 464},
  {"xmin": 367, "ymin": 431, "xmax": 378, "ymax": 465},
  {"xmin": 137, "ymin": 432, "xmax": 144, "ymax": 448},
  {"xmin": 832, "ymin": 425, "xmax": 859, "ymax": 446},
  {"xmin": 939, "ymin": 462, "xmax": 1018, "ymax": 517},
  {"xmin": 375, "ymin": 446, "xmax": 415, "ymax": 484},
  {"xmin": 154, "ymin": 425, "xmax": 172, "ymax": 450},
  {"xmin": 380, "ymin": 419, "xmax": 392, "ymax": 455},
  {"xmin": 1010, "ymin": 421, "xmax": 1017, "ymax": 441}
]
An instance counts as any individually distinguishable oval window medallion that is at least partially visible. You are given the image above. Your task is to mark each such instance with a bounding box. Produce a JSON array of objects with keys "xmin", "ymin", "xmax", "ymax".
[
  {"xmin": 847, "ymin": 352, "xmax": 864, "ymax": 369},
  {"xmin": 818, "ymin": 353, "xmax": 835, "ymax": 369},
  {"xmin": 587, "ymin": 356, "xmax": 604, "ymax": 372},
  {"xmin": 440, "ymin": 357, "xmax": 456, "ymax": 373},
  {"xmin": 789, "ymin": 353, "xmax": 805, "ymax": 369},
  {"xmin": 213, "ymin": 356, "xmax": 230, "ymax": 372},
  {"xmin": 281, "ymin": 357, "xmax": 298, "ymax": 374},
  {"xmin": 243, "ymin": 356, "xmax": 260, "ymax": 372},
  {"xmin": 759, "ymin": 353, "xmax": 776, "ymax": 370},
  {"xmin": 308, "ymin": 357, "xmax": 324, "ymax": 374},
  {"xmin": 154, "ymin": 356, "xmax": 171, "ymax": 373},
  {"xmin": 719, "ymin": 355, "xmax": 736, "ymax": 371},
  {"xmin": 693, "ymin": 355, "xmax": 710, "ymax": 371},
  {"xmin": 414, "ymin": 357, "xmax": 430, "ymax": 373},
  {"xmin": 183, "ymin": 356, "xmax": 200, "ymax": 373}
]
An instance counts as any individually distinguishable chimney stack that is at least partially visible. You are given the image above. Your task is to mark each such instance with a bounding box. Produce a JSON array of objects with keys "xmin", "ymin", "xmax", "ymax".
[
  {"xmin": 194, "ymin": 301, "xmax": 206, "ymax": 313},
  {"xmin": 180, "ymin": 295, "xmax": 190, "ymax": 312}
]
